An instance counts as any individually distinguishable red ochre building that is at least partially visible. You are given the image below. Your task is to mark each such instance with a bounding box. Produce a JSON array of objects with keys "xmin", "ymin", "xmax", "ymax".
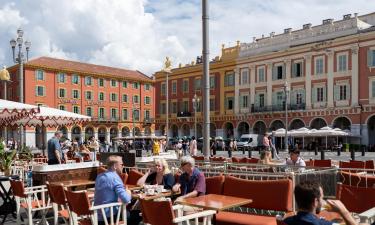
[
  {"xmin": 154, "ymin": 12, "xmax": 375, "ymax": 147},
  {"xmin": 2, "ymin": 57, "xmax": 154, "ymax": 148}
]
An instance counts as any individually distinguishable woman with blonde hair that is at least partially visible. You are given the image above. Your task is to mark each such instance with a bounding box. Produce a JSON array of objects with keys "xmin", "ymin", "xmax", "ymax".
[
  {"xmin": 259, "ymin": 150, "xmax": 274, "ymax": 165},
  {"xmin": 137, "ymin": 158, "xmax": 175, "ymax": 189}
]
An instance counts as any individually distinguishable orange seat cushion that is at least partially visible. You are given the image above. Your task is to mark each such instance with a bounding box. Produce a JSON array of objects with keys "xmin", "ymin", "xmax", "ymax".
[
  {"xmin": 206, "ymin": 175, "xmax": 224, "ymax": 195},
  {"xmin": 59, "ymin": 209, "xmax": 70, "ymax": 219},
  {"xmin": 216, "ymin": 211, "xmax": 276, "ymax": 225},
  {"xmin": 126, "ymin": 170, "xmax": 144, "ymax": 185},
  {"xmin": 20, "ymin": 200, "xmax": 45, "ymax": 209}
]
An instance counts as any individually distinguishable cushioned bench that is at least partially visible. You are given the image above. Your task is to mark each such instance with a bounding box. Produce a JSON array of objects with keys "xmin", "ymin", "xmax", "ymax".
[{"xmin": 214, "ymin": 176, "xmax": 293, "ymax": 225}]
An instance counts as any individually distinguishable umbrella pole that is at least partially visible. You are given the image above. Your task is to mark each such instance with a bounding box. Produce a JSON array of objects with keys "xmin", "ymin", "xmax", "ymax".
[
  {"xmin": 325, "ymin": 135, "xmax": 328, "ymax": 150},
  {"xmin": 42, "ymin": 120, "xmax": 46, "ymax": 156}
]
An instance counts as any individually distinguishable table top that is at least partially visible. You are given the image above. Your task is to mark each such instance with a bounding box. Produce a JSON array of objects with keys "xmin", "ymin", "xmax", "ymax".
[
  {"xmin": 51, "ymin": 179, "xmax": 95, "ymax": 188},
  {"xmin": 132, "ymin": 190, "xmax": 176, "ymax": 201},
  {"xmin": 126, "ymin": 184, "xmax": 142, "ymax": 191},
  {"xmin": 176, "ymin": 194, "xmax": 253, "ymax": 211}
]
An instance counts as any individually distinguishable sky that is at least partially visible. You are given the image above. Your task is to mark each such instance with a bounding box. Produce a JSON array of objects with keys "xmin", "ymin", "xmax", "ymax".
[{"xmin": 0, "ymin": 0, "xmax": 374, "ymax": 76}]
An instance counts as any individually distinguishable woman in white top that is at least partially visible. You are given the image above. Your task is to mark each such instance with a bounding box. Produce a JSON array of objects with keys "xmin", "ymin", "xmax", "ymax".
[{"xmin": 189, "ymin": 136, "xmax": 198, "ymax": 156}]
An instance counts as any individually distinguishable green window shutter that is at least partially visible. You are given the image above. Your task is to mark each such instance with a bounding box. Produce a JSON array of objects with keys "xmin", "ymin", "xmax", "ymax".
[
  {"xmin": 334, "ymin": 85, "xmax": 339, "ymax": 101},
  {"xmin": 272, "ymin": 66, "xmax": 277, "ymax": 80},
  {"xmin": 301, "ymin": 89, "xmax": 306, "ymax": 104},
  {"xmin": 368, "ymin": 49, "xmax": 373, "ymax": 67},
  {"xmin": 312, "ymin": 87, "xmax": 317, "ymax": 103},
  {"xmin": 292, "ymin": 63, "xmax": 296, "ymax": 78},
  {"xmin": 35, "ymin": 86, "xmax": 38, "ymax": 96},
  {"xmin": 323, "ymin": 86, "xmax": 327, "ymax": 102},
  {"xmin": 346, "ymin": 84, "xmax": 350, "ymax": 100},
  {"xmin": 282, "ymin": 65, "xmax": 286, "ymax": 79},
  {"xmin": 255, "ymin": 93, "xmax": 259, "ymax": 107},
  {"xmin": 272, "ymin": 92, "xmax": 276, "ymax": 106},
  {"xmin": 239, "ymin": 96, "xmax": 243, "ymax": 108},
  {"xmin": 291, "ymin": 90, "xmax": 296, "ymax": 105}
]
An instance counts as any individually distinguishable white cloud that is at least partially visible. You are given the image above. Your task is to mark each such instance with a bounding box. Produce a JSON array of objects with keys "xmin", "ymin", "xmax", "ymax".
[{"xmin": 0, "ymin": 0, "xmax": 374, "ymax": 75}]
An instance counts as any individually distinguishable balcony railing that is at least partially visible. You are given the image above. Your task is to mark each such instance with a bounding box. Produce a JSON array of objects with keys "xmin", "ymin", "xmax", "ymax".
[
  {"xmin": 177, "ymin": 111, "xmax": 192, "ymax": 117},
  {"xmin": 251, "ymin": 103, "xmax": 306, "ymax": 113},
  {"xmin": 92, "ymin": 116, "xmax": 120, "ymax": 122},
  {"xmin": 143, "ymin": 118, "xmax": 155, "ymax": 124}
]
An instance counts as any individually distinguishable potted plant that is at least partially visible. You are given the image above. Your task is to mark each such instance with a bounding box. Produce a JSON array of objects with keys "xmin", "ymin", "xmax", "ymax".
[
  {"xmin": 0, "ymin": 139, "xmax": 17, "ymax": 176},
  {"xmin": 18, "ymin": 145, "xmax": 33, "ymax": 162}
]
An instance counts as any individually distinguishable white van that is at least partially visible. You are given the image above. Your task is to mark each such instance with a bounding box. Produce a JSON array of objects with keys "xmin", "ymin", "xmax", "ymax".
[{"xmin": 236, "ymin": 134, "xmax": 262, "ymax": 152}]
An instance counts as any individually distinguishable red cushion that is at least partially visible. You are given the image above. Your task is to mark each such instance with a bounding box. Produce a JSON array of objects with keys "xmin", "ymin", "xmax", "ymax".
[
  {"xmin": 336, "ymin": 183, "xmax": 375, "ymax": 213},
  {"xmin": 205, "ymin": 175, "xmax": 224, "ymax": 194},
  {"xmin": 126, "ymin": 170, "xmax": 144, "ymax": 185},
  {"xmin": 216, "ymin": 211, "xmax": 276, "ymax": 225},
  {"xmin": 222, "ymin": 176, "xmax": 293, "ymax": 212}
]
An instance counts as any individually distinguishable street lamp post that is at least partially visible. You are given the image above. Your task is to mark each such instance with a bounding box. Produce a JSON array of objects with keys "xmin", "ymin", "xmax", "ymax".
[
  {"xmin": 10, "ymin": 28, "xmax": 31, "ymax": 147},
  {"xmin": 192, "ymin": 94, "xmax": 200, "ymax": 138},
  {"xmin": 284, "ymin": 82, "xmax": 289, "ymax": 152},
  {"xmin": 162, "ymin": 57, "xmax": 172, "ymax": 149}
]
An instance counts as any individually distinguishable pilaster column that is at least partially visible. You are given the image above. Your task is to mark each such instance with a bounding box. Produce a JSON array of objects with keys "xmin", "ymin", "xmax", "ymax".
[
  {"xmin": 234, "ymin": 68, "xmax": 240, "ymax": 114},
  {"xmin": 266, "ymin": 62, "xmax": 273, "ymax": 106},
  {"xmin": 250, "ymin": 65, "xmax": 256, "ymax": 105},
  {"xmin": 304, "ymin": 54, "xmax": 312, "ymax": 109},
  {"xmin": 351, "ymin": 46, "xmax": 359, "ymax": 106},
  {"xmin": 327, "ymin": 52, "xmax": 334, "ymax": 107},
  {"xmin": 285, "ymin": 59, "xmax": 291, "ymax": 104}
]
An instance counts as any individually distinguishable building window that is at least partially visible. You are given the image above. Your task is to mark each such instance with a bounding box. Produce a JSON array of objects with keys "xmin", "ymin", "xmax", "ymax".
[
  {"xmin": 86, "ymin": 107, "xmax": 92, "ymax": 117},
  {"xmin": 133, "ymin": 82, "xmax": 139, "ymax": 89},
  {"xmin": 181, "ymin": 101, "xmax": 189, "ymax": 112},
  {"xmin": 144, "ymin": 110, "xmax": 150, "ymax": 120},
  {"xmin": 172, "ymin": 102, "xmax": 177, "ymax": 113},
  {"xmin": 225, "ymin": 97, "xmax": 234, "ymax": 110},
  {"xmin": 122, "ymin": 109, "xmax": 128, "ymax": 120},
  {"xmin": 85, "ymin": 76, "xmax": 93, "ymax": 86},
  {"xmin": 133, "ymin": 95, "xmax": 139, "ymax": 103},
  {"xmin": 98, "ymin": 78, "xmax": 105, "ymax": 87},
  {"xmin": 315, "ymin": 58, "xmax": 324, "ymax": 75},
  {"xmin": 111, "ymin": 79, "xmax": 117, "ymax": 87},
  {"xmin": 182, "ymin": 80, "xmax": 189, "ymax": 93},
  {"xmin": 72, "ymin": 74, "xmax": 79, "ymax": 84},
  {"xmin": 372, "ymin": 81, "xmax": 375, "ymax": 98},
  {"xmin": 276, "ymin": 91, "xmax": 284, "ymax": 106},
  {"xmin": 144, "ymin": 83, "xmax": 150, "ymax": 91},
  {"xmin": 99, "ymin": 108, "xmax": 105, "ymax": 119},
  {"xmin": 122, "ymin": 94, "xmax": 128, "ymax": 103},
  {"xmin": 338, "ymin": 54, "xmax": 347, "ymax": 72},
  {"xmin": 172, "ymin": 81, "xmax": 177, "ymax": 94},
  {"xmin": 85, "ymin": 91, "xmax": 93, "ymax": 100},
  {"xmin": 224, "ymin": 72, "xmax": 235, "ymax": 86},
  {"xmin": 292, "ymin": 62, "xmax": 303, "ymax": 77},
  {"xmin": 258, "ymin": 67, "xmax": 265, "ymax": 82},
  {"xmin": 58, "ymin": 88, "xmax": 66, "ymax": 98},
  {"xmin": 339, "ymin": 85, "xmax": 347, "ymax": 100},
  {"xmin": 35, "ymin": 86, "xmax": 45, "ymax": 96},
  {"xmin": 240, "ymin": 95, "xmax": 248, "ymax": 108},
  {"xmin": 35, "ymin": 70, "xmax": 44, "ymax": 81},
  {"xmin": 111, "ymin": 108, "xmax": 117, "ymax": 119},
  {"xmin": 258, "ymin": 93, "xmax": 265, "ymax": 108},
  {"xmin": 317, "ymin": 87, "xmax": 324, "ymax": 102},
  {"xmin": 133, "ymin": 109, "xmax": 140, "ymax": 121},
  {"xmin": 296, "ymin": 92, "xmax": 303, "ymax": 105},
  {"xmin": 59, "ymin": 105, "xmax": 66, "ymax": 111},
  {"xmin": 144, "ymin": 96, "xmax": 151, "ymax": 105},
  {"xmin": 272, "ymin": 65, "xmax": 285, "ymax": 80},
  {"xmin": 72, "ymin": 90, "xmax": 80, "ymax": 99},
  {"xmin": 73, "ymin": 106, "xmax": 80, "ymax": 114},
  {"xmin": 210, "ymin": 76, "xmax": 215, "ymax": 88},
  {"xmin": 160, "ymin": 103, "xmax": 166, "ymax": 114},
  {"xmin": 240, "ymin": 68, "xmax": 249, "ymax": 85},
  {"xmin": 209, "ymin": 98, "xmax": 215, "ymax": 111},
  {"xmin": 161, "ymin": 83, "xmax": 166, "ymax": 96},
  {"xmin": 195, "ymin": 78, "xmax": 201, "ymax": 91},
  {"xmin": 111, "ymin": 93, "xmax": 118, "ymax": 102},
  {"xmin": 367, "ymin": 49, "xmax": 375, "ymax": 67},
  {"xmin": 99, "ymin": 92, "xmax": 105, "ymax": 101},
  {"xmin": 335, "ymin": 84, "xmax": 349, "ymax": 101},
  {"xmin": 57, "ymin": 73, "xmax": 66, "ymax": 83},
  {"xmin": 122, "ymin": 81, "xmax": 128, "ymax": 88}
]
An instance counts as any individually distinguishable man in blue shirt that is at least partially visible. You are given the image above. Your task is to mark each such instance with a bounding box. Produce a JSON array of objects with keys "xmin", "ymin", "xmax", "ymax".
[
  {"xmin": 94, "ymin": 155, "xmax": 132, "ymax": 224},
  {"xmin": 284, "ymin": 181, "xmax": 357, "ymax": 225},
  {"xmin": 47, "ymin": 131, "xmax": 63, "ymax": 165}
]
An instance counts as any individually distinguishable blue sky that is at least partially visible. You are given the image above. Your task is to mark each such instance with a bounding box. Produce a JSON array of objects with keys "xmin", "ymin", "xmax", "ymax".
[{"xmin": 0, "ymin": 0, "xmax": 374, "ymax": 75}]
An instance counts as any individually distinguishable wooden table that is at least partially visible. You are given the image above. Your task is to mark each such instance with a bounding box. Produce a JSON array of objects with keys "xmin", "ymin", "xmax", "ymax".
[
  {"xmin": 51, "ymin": 179, "xmax": 95, "ymax": 188},
  {"xmin": 132, "ymin": 190, "xmax": 178, "ymax": 201},
  {"xmin": 126, "ymin": 184, "xmax": 142, "ymax": 191},
  {"xmin": 175, "ymin": 194, "xmax": 252, "ymax": 211}
]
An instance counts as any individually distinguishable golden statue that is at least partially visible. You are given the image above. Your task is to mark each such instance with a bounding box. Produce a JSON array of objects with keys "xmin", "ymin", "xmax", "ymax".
[
  {"xmin": 0, "ymin": 66, "xmax": 10, "ymax": 81},
  {"xmin": 163, "ymin": 57, "xmax": 172, "ymax": 72}
]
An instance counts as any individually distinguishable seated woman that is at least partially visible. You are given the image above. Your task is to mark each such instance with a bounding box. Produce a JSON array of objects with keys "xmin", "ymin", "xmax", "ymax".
[
  {"xmin": 259, "ymin": 150, "xmax": 274, "ymax": 165},
  {"xmin": 137, "ymin": 158, "xmax": 175, "ymax": 190}
]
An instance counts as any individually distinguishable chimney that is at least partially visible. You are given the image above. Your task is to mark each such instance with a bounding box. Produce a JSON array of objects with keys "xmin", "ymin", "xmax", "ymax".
[
  {"xmin": 322, "ymin": 19, "xmax": 334, "ymax": 25},
  {"xmin": 343, "ymin": 14, "xmax": 351, "ymax": 20},
  {"xmin": 284, "ymin": 28, "xmax": 292, "ymax": 34},
  {"xmin": 303, "ymin": 23, "xmax": 312, "ymax": 29}
]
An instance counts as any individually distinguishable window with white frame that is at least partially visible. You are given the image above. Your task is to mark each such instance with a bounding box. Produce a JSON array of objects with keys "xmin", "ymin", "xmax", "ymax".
[
  {"xmin": 240, "ymin": 95, "xmax": 248, "ymax": 108},
  {"xmin": 315, "ymin": 57, "xmax": 324, "ymax": 75},
  {"xmin": 195, "ymin": 78, "xmax": 201, "ymax": 90},
  {"xmin": 111, "ymin": 108, "xmax": 117, "ymax": 119},
  {"xmin": 57, "ymin": 73, "xmax": 66, "ymax": 83},
  {"xmin": 99, "ymin": 92, "xmax": 105, "ymax": 101},
  {"xmin": 144, "ymin": 96, "xmax": 151, "ymax": 105},
  {"xmin": 334, "ymin": 84, "xmax": 349, "ymax": 101},
  {"xmin": 99, "ymin": 108, "xmax": 105, "ymax": 119},
  {"xmin": 240, "ymin": 68, "xmax": 249, "ymax": 85},
  {"xmin": 258, "ymin": 67, "xmax": 265, "ymax": 82},
  {"xmin": 111, "ymin": 93, "xmax": 118, "ymax": 102},
  {"xmin": 292, "ymin": 62, "xmax": 303, "ymax": 77},
  {"xmin": 73, "ymin": 106, "xmax": 80, "ymax": 114},
  {"xmin": 272, "ymin": 64, "xmax": 285, "ymax": 80},
  {"xmin": 58, "ymin": 88, "xmax": 66, "ymax": 98},
  {"xmin": 36, "ymin": 70, "xmax": 44, "ymax": 81},
  {"xmin": 122, "ymin": 109, "xmax": 128, "ymax": 120},
  {"xmin": 172, "ymin": 81, "xmax": 177, "ymax": 94},
  {"xmin": 122, "ymin": 94, "xmax": 128, "ymax": 103},
  {"xmin": 122, "ymin": 81, "xmax": 128, "ymax": 88},
  {"xmin": 133, "ymin": 82, "xmax": 139, "ymax": 89},
  {"xmin": 259, "ymin": 94, "xmax": 265, "ymax": 108},
  {"xmin": 133, "ymin": 95, "xmax": 139, "ymax": 103},
  {"xmin": 225, "ymin": 97, "xmax": 234, "ymax": 110},
  {"xmin": 160, "ymin": 103, "xmax": 166, "ymax": 114},
  {"xmin": 224, "ymin": 72, "xmax": 235, "ymax": 86},
  {"xmin": 85, "ymin": 76, "xmax": 93, "ymax": 86},
  {"xmin": 72, "ymin": 74, "xmax": 79, "ymax": 84},
  {"xmin": 144, "ymin": 110, "xmax": 150, "ymax": 120},
  {"xmin": 86, "ymin": 107, "xmax": 92, "ymax": 117},
  {"xmin": 35, "ymin": 86, "xmax": 45, "ymax": 96},
  {"xmin": 367, "ymin": 49, "xmax": 375, "ymax": 67},
  {"xmin": 98, "ymin": 78, "xmax": 105, "ymax": 87},
  {"xmin": 182, "ymin": 80, "xmax": 189, "ymax": 93},
  {"xmin": 110, "ymin": 79, "xmax": 117, "ymax": 87},
  {"xmin": 339, "ymin": 85, "xmax": 347, "ymax": 100},
  {"xmin": 85, "ymin": 91, "xmax": 93, "ymax": 100},
  {"xmin": 161, "ymin": 83, "xmax": 166, "ymax": 96},
  {"xmin": 133, "ymin": 109, "xmax": 140, "ymax": 121},
  {"xmin": 296, "ymin": 92, "xmax": 303, "ymax": 105},
  {"xmin": 210, "ymin": 76, "xmax": 215, "ymax": 89},
  {"xmin": 276, "ymin": 91, "xmax": 284, "ymax": 106},
  {"xmin": 72, "ymin": 90, "xmax": 80, "ymax": 99},
  {"xmin": 144, "ymin": 83, "xmax": 150, "ymax": 91},
  {"xmin": 317, "ymin": 87, "xmax": 324, "ymax": 102},
  {"xmin": 338, "ymin": 54, "xmax": 347, "ymax": 72},
  {"xmin": 59, "ymin": 105, "xmax": 66, "ymax": 111}
]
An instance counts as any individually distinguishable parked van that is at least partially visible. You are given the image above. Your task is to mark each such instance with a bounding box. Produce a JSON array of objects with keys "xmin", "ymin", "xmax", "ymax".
[{"xmin": 236, "ymin": 134, "xmax": 262, "ymax": 152}]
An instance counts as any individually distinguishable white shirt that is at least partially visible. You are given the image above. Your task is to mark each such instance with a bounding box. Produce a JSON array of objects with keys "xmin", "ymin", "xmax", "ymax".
[{"xmin": 286, "ymin": 157, "xmax": 306, "ymax": 167}]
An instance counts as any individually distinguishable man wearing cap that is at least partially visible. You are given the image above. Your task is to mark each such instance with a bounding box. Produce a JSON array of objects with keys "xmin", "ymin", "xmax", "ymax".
[{"xmin": 47, "ymin": 131, "xmax": 64, "ymax": 165}]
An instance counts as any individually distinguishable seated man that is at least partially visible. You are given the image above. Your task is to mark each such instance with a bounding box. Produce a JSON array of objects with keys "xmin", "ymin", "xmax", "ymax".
[
  {"xmin": 173, "ymin": 156, "xmax": 206, "ymax": 201},
  {"xmin": 94, "ymin": 155, "xmax": 132, "ymax": 224},
  {"xmin": 286, "ymin": 149, "xmax": 306, "ymax": 167},
  {"xmin": 284, "ymin": 181, "xmax": 359, "ymax": 225}
]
